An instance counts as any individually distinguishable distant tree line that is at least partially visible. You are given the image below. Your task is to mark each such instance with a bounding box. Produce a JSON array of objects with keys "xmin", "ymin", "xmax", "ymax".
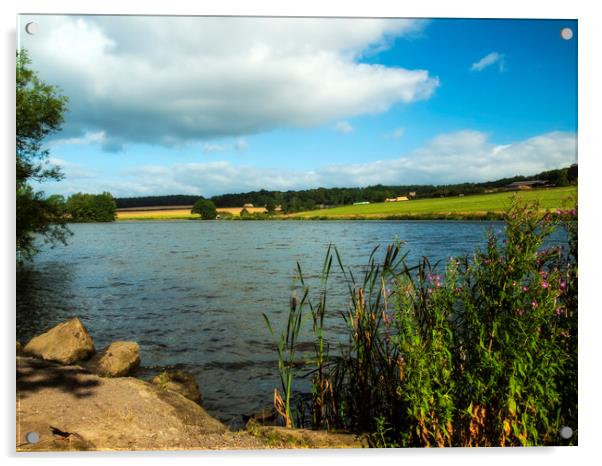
[
  {"xmin": 115, "ymin": 194, "xmax": 202, "ymax": 209},
  {"xmin": 114, "ymin": 164, "xmax": 577, "ymax": 214}
]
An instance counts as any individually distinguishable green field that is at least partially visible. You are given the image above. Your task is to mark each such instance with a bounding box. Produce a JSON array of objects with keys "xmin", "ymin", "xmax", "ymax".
[{"xmin": 288, "ymin": 187, "xmax": 576, "ymax": 219}]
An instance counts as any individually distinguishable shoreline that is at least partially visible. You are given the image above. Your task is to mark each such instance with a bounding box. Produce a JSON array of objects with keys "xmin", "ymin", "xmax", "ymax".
[
  {"xmin": 16, "ymin": 319, "xmax": 366, "ymax": 451},
  {"xmin": 114, "ymin": 209, "xmax": 563, "ymax": 222}
]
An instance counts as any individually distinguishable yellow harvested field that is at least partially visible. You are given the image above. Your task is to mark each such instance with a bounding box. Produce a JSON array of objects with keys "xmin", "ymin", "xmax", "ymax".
[
  {"xmin": 216, "ymin": 207, "xmax": 267, "ymax": 215},
  {"xmin": 117, "ymin": 209, "xmax": 199, "ymax": 220},
  {"xmin": 117, "ymin": 206, "xmax": 267, "ymax": 220}
]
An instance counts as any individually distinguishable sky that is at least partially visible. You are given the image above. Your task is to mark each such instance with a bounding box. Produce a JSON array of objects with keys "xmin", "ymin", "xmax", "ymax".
[{"xmin": 18, "ymin": 15, "xmax": 577, "ymax": 198}]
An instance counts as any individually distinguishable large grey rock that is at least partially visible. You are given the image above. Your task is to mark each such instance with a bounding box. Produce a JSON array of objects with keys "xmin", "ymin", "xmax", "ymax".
[
  {"xmin": 152, "ymin": 370, "xmax": 202, "ymax": 404},
  {"xmin": 23, "ymin": 318, "xmax": 95, "ymax": 364},
  {"xmin": 95, "ymin": 342, "xmax": 140, "ymax": 377}
]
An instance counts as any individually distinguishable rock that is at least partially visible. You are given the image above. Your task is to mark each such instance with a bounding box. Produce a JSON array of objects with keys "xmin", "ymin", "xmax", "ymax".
[
  {"xmin": 16, "ymin": 356, "xmax": 236, "ymax": 451},
  {"xmin": 152, "ymin": 370, "xmax": 202, "ymax": 404},
  {"xmin": 23, "ymin": 318, "xmax": 95, "ymax": 364},
  {"xmin": 95, "ymin": 342, "xmax": 140, "ymax": 377}
]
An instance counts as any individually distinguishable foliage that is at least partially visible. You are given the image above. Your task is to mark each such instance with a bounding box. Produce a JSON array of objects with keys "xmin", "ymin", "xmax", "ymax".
[
  {"xmin": 266, "ymin": 196, "xmax": 577, "ymax": 446},
  {"xmin": 115, "ymin": 194, "xmax": 203, "ymax": 209},
  {"xmin": 16, "ymin": 50, "xmax": 70, "ymax": 261},
  {"xmin": 191, "ymin": 199, "xmax": 217, "ymax": 219},
  {"xmin": 263, "ymin": 278, "xmax": 309, "ymax": 428},
  {"xmin": 65, "ymin": 192, "xmax": 117, "ymax": 223}
]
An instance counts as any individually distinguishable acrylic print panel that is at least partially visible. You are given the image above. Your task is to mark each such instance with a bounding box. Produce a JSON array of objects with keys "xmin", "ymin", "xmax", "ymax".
[{"xmin": 16, "ymin": 14, "xmax": 577, "ymax": 451}]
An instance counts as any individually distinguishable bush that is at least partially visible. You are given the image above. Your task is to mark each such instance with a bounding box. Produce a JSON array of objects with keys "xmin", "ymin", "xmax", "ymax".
[
  {"xmin": 66, "ymin": 192, "xmax": 116, "ymax": 223},
  {"xmin": 191, "ymin": 199, "xmax": 217, "ymax": 220},
  {"xmin": 265, "ymin": 196, "xmax": 577, "ymax": 446}
]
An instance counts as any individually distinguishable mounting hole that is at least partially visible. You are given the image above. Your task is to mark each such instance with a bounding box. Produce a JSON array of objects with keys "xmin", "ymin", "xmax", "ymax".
[
  {"xmin": 25, "ymin": 22, "xmax": 38, "ymax": 35},
  {"xmin": 560, "ymin": 27, "xmax": 573, "ymax": 40},
  {"xmin": 25, "ymin": 431, "xmax": 40, "ymax": 444},
  {"xmin": 559, "ymin": 426, "xmax": 573, "ymax": 439}
]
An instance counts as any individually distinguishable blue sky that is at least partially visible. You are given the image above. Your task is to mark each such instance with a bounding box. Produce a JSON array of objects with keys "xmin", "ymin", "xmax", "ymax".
[{"xmin": 19, "ymin": 16, "xmax": 577, "ymax": 198}]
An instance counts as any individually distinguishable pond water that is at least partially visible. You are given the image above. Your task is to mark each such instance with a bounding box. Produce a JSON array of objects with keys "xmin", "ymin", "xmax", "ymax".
[{"xmin": 16, "ymin": 220, "xmax": 567, "ymax": 427}]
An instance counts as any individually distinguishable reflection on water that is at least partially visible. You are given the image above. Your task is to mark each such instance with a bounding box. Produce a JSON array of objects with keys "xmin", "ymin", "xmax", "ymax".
[{"xmin": 16, "ymin": 220, "xmax": 566, "ymax": 426}]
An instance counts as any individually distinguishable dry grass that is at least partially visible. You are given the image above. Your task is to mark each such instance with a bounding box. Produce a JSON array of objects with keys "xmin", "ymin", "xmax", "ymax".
[{"xmin": 117, "ymin": 209, "xmax": 199, "ymax": 220}]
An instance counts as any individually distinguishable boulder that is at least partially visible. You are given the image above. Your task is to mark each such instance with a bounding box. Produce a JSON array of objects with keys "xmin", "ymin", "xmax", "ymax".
[
  {"xmin": 95, "ymin": 342, "xmax": 140, "ymax": 377},
  {"xmin": 152, "ymin": 370, "xmax": 202, "ymax": 404},
  {"xmin": 23, "ymin": 318, "xmax": 95, "ymax": 365}
]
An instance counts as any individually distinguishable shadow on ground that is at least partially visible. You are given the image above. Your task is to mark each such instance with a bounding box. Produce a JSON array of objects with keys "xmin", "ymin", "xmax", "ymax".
[{"xmin": 17, "ymin": 356, "xmax": 100, "ymax": 399}]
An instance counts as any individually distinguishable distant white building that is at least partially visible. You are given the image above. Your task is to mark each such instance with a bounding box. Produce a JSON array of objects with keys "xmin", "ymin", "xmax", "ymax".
[{"xmin": 353, "ymin": 201, "xmax": 370, "ymax": 205}]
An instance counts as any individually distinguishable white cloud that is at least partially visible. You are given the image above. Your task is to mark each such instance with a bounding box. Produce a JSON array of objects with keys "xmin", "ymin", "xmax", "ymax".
[
  {"xmin": 471, "ymin": 52, "xmax": 506, "ymax": 72},
  {"xmin": 202, "ymin": 143, "xmax": 226, "ymax": 153},
  {"xmin": 21, "ymin": 16, "xmax": 438, "ymax": 150},
  {"xmin": 45, "ymin": 130, "xmax": 576, "ymax": 198},
  {"xmin": 48, "ymin": 131, "xmax": 107, "ymax": 147},
  {"xmin": 391, "ymin": 127, "xmax": 405, "ymax": 139},
  {"xmin": 45, "ymin": 157, "xmax": 98, "ymax": 181},
  {"xmin": 335, "ymin": 121, "xmax": 354, "ymax": 134}
]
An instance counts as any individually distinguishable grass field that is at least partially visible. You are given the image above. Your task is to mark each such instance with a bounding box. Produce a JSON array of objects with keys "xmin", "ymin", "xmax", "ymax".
[
  {"xmin": 288, "ymin": 187, "xmax": 577, "ymax": 220},
  {"xmin": 117, "ymin": 206, "xmax": 267, "ymax": 220}
]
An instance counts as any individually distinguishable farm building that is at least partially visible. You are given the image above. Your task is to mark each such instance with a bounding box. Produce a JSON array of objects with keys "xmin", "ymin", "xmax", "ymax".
[
  {"xmin": 505, "ymin": 180, "xmax": 552, "ymax": 190},
  {"xmin": 384, "ymin": 196, "xmax": 409, "ymax": 203}
]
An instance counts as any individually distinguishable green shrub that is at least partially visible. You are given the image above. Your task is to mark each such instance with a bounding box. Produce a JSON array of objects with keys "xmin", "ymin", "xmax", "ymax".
[
  {"xmin": 191, "ymin": 199, "xmax": 217, "ymax": 220},
  {"xmin": 265, "ymin": 196, "xmax": 577, "ymax": 447}
]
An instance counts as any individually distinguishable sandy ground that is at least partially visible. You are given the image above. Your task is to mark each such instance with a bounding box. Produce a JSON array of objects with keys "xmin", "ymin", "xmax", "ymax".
[{"xmin": 16, "ymin": 356, "xmax": 364, "ymax": 451}]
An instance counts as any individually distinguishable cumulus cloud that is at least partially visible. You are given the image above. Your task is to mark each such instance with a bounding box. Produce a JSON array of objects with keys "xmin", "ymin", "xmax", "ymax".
[
  {"xmin": 21, "ymin": 15, "xmax": 438, "ymax": 150},
  {"xmin": 335, "ymin": 121, "xmax": 354, "ymax": 134},
  {"xmin": 471, "ymin": 52, "xmax": 506, "ymax": 72},
  {"xmin": 45, "ymin": 130, "xmax": 576, "ymax": 198}
]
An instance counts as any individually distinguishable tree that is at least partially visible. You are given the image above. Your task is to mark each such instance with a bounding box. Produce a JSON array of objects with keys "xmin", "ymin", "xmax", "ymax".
[
  {"xmin": 16, "ymin": 50, "xmax": 69, "ymax": 261},
  {"xmin": 265, "ymin": 199, "xmax": 276, "ymax": 214},
  {"xmin": 66, "ymin": 192, "xmax": 117, "ymax": 222},
  {"xmin": 191, "ymin": 199, "xmax": 217, "ymax": 219}
]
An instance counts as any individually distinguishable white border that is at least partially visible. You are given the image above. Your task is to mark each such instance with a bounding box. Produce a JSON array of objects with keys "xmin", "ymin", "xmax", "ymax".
[{"xmin": 2, "ymin": 1, "xmax": 600, "ymax": 465}]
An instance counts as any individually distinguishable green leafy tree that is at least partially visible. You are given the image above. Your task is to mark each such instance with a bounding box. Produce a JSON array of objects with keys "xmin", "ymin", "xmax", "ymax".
[
  {"xmin": 191, "ymin": 199, "xmax": 217, "ymax": 219},
  {"xmin": 17, "ymin": 49, "xmax": 69, "ymax": 261},
  {"xmin": 265, "ymin": 199, "xmax": 276, "ymax": 214},
  {"xmin": 66, "ymin": 192, "xmax": 117, "ymax": 222}
]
